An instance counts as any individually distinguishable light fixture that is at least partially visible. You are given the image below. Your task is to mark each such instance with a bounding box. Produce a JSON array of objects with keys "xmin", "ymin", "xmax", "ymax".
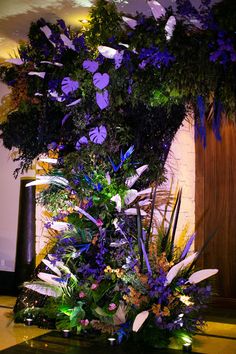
[
  {"xmin": 62, "ymin": 329, "xmax": 71, "ymax": 338},
  {"xmin": 108, "ymin": 337, "xmax": 116, "ymax": 346}
]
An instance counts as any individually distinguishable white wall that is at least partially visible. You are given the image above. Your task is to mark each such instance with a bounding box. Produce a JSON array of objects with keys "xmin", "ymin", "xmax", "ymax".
[
  {"xmin": 0, "ymin": 145, "xmax": 21, "ymax": 271},
  {"xmin": 0, "ymin": 82, "xmax": 18, "ymax": 271},
  {"xmin": 164, "ymin": 116, "xmax": 195, "ymax": 243},
  {"xmin": 0, "ymin": 82, "xmax": 35, "ymax": 272}
]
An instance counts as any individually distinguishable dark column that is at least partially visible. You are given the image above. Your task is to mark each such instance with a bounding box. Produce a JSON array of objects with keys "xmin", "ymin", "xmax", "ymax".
[{"xmin": 15, "ymin": 177, "xmax": 36, "ymax": 290}]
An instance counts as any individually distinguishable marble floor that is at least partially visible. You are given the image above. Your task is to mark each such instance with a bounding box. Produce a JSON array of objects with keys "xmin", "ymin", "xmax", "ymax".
[
  {"xmin": 1, "ymin": 296, "xmax": 236, "ymax": 353},
  {"xmin": 0, "ymin": 296, "xmax": 50, "ymax": 351}
]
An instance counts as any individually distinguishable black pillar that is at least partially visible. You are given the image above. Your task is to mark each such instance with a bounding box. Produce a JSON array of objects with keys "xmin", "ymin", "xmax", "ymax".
[{"xmin": 15, "ymin": 177, "xmax": 36, "ymax": 290}]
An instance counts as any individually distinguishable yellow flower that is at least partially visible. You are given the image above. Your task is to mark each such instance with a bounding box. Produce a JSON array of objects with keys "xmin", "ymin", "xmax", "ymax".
[
  {"xmin": 114, "ymin": 268, "xmax": 124, "ymax": 278},
  {"xmin": 180, "ymin": 295, "xmax": 194, "ymax": 306},
  {"xmin": 104, "ymin": 266, "xmax": 112, "ymax": 273},
  {"xmin": 162, "ymin": 306, "xmax": 170, "ymax": 317}
]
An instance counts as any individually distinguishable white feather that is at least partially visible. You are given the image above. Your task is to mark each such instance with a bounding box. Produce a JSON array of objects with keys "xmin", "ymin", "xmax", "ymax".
[
  {"xmin": 165, "ymin": 16, "xmax": 176, "ymax": 40},
  {"xmin": 126, "ymin": 165, "xmax": 148, "ymax": 188},
  {"xmin": 147, "ymin": 1, "xmax": 166, "ymax": 20},
  {"xmin": 98, "ymin": 46, "xmax": 118, "ymax": 59},
  {"xmin": 25, "ymin": 282, "xmax": 62, "ymax": 297},
  {"xmin": 122, "ymin": 16, "xmax": 137, "ymax": 29},
  {"xmin": 165, "ymin": 252, "xmax": 198, "ymax": 286},
  {"xmin": 188, "ymin": 269, "xmax": 219, "ymax": 284},
  {"xmin": 5, "ymin": 58, "xmax": 24, "ymax": 65},
  {"xmin": 132, "ymin": 310, "xmax": 149, "ymax": 332}
]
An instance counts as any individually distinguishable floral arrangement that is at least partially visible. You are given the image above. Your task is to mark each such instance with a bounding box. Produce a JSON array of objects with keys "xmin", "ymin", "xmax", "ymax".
[
  {"xmin": 14, "ymin": 148, "xmax": 218, "ymax": 349},
  {"xmin": 0, "ymin": 0, "xmax": 229, "ymax": 348}
]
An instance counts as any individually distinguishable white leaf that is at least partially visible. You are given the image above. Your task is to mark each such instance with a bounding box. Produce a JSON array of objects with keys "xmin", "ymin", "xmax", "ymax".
[
  {"xmin": 110, "ymin": 239, "xmax": 128, "ymax": 247},
  {"xmin": 5, "ymin": 58, "xmax": 24, "ymax": 65},
  {"xmin": 39, "ymin": 158, "xmax": 58, "ymax": 164},
  {"xmin": 137, "ymin": 187, "xmax": 152, "ymax": 196},
  {"xmin": 125, "ymin": 208, "xmax": 147, "ymax": 216},
  {"xmin": 165, "ymin": 15, "xmax": 176, "ymax": 40},
  {"xmin": 40, "ymin": 25, "xmax": 52, "ymax": 39},
  {"xmin": 66, "ymin": 98, "xmax": 81, "ymax": 107},
  {"xmin": 74, "ymin": 206, "xmax": 100, "ymax": 226},
  {"xmin": 42, "ymin": 259, "xmax": 62, "ymax": 277},
  {"xmin": 122, "ymin": 16, "xmax": 137, "ymax": 29},
  {"xmin": 106, "ymin": 172, "xmax": 111, "ymax": 185},
  {"xmin": 98, "ymin": 45, "xmax": 117, "ymax": 59},
  {"xmin": 118, "ymin": 43, "xmax": 129, "ymax": 48},
  {"xmin": 60, "ymin": 34, "xmax": 75, "ymax": 50},
  {"xmin": 147, "ymin": 1, "xmax": 166, "ymax": 20},
  {"xmin": 28, "ymin": 71, "xmax": 46, "ymax": 79},
  {"xmin": 94, "ymin": 306, "xmax": 107, "ymax": 317},
  {"xmin": 132, "ymin": 310, "xmax": 149, "ymax": 332},
  {"xmin": 37, "ymin": 272, "xmax": 66, "ymax": 286},
  {"xmin": 49, "ymin": 221, "xmax": 73, "ymax": 232},
  {"xmin": 138, "ymin": 199, "xmax": 151, "ymax": 206},
  {"xmin": 188, "ymin": 269, "xmax": 218, "ymax": 284},
  {"xmin": 165, "ymin": 252, "xmax": 198, "ymax": 286},
  {"xmin": 126, "ymin": 165, "xmax": 148, "ymax": 188},
  {"xmin": 48, "ymin": 89, "xmax": 66, "ymax": 102},
  {"xmin": 124, "ymin": 189, "xmax": 138, "ymax": 205},
  {"xmin": 40, "ymin": 61, "xmax": 63, "ymax": 67},
  {"xmin": 111, "ymin": 194, "xmax": 122, "ymax": 212},
  {"xmin": 25, "ymin": 179, "xmax": 51, "ymax": 187},
  {"xmin": 114, "ymin": 302, "xmax": 128, "ymax": 325},
  {"xmin": 25, "ymin": 282, "xmax": 62, "ymax": 297},
  {"xmin": 26, "ymin": 176, "xmax": 68, "ymax": 187}
]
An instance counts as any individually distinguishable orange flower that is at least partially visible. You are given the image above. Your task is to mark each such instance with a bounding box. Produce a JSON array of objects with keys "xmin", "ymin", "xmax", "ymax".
[
  {"xmin": 152, "ymin": 303, "xmax": 161, "ymax": 316},
  {"xmin": 152, "ymin": 304, "xmax": 170, "ymax": 317}
]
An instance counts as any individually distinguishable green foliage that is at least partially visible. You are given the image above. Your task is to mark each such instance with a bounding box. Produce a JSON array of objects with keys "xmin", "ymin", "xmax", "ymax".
[{"xmin": 86, "ymin": 0, "xmax": 123, "ymax": 46}]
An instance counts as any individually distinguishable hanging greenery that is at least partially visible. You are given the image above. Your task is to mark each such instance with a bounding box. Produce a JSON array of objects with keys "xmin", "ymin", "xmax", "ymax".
[{"xmin": 0, "ymin": 0, "xmax": 235, "ymax": 179}]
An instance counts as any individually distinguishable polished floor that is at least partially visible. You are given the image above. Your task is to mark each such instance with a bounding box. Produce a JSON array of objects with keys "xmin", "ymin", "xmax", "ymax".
[{"xmin": 0, "ymin": 296, "xmax": 236, "ymax": 353}]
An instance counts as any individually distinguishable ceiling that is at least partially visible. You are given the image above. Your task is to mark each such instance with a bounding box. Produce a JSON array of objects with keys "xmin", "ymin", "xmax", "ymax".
[{"xmin": 0, "ymin": 0, "xmax": 215, "ymax": 60}]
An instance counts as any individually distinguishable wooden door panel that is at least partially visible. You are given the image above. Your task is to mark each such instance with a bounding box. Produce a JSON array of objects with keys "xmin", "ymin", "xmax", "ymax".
[{"xmin": 196, "ymin": 121, "xmax": 236, "ymax": 301}]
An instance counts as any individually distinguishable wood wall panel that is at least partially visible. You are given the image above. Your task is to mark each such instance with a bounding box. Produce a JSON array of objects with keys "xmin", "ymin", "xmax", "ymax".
[{"xmin": 196, "ymin": 120, "xmax": 236, "ymax": 301}]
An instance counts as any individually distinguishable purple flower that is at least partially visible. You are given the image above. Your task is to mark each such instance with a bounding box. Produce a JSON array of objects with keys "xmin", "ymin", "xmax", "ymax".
[
  {"xmin": 47, "ymin": 141, "xmax": 58, "ymax": 150},
  {"xmin": 139, "ymin": 47, "xmax": 175, "ymax": 69}
]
